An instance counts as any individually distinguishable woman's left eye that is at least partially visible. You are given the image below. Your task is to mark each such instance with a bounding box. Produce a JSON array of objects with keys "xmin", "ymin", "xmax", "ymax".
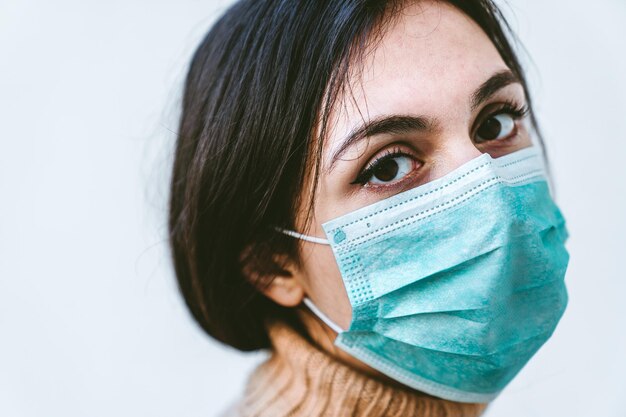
[
  {"xmin": 351, "ymin": 151, "xmax": 419, "ymax": 186},
  {"xmin": 475, "ymin": 113, "xmax": 516, "ymax": 143}
]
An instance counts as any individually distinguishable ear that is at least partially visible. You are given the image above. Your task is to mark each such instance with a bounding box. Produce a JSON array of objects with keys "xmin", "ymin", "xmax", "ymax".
[
  {"xmin": 240, "ymin": 247, "xmax": 305, "ymax": 308},
  {"xmin": 261, "ymin": 275, "xmax": 305, "ymax": 307}
]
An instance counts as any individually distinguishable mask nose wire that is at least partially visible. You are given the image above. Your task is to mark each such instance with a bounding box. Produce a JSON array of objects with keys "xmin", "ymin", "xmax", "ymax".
[{"xmin": 273, "ymin": 226, "xmax": 330, "ymax": 245}]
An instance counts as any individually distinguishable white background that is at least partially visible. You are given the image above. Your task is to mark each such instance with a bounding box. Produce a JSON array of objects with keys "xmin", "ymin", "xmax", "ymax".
[{"xmin": 1, "ymin": 1, "xmax": 624, "ymax": 416}]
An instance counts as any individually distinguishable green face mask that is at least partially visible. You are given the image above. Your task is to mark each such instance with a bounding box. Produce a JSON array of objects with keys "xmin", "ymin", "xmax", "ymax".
[{"xmin": 277, "ymin": 145, "xmax": 569, "ymax": 403}]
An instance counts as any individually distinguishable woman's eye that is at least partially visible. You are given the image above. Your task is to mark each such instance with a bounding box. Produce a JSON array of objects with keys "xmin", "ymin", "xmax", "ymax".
[
  {"xmin": 475, "ymin": 113, "xmax": 516, "ymax": 142},
  {"xmin": 370, "ymin": 155, "xmax": 413, "ymax": 184},
  {"xmin": 352, "ymin": 153, "xmax": 417, "ymax": 186}
]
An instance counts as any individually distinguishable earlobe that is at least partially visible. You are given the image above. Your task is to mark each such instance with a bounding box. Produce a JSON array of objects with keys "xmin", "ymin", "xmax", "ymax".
[
  {"xmin": 261, "ymin": 276, "xmax": 305, "ymax": 307},
  {"xmin": 239, "ymin": 246, "xmax": 306, "ymax": 308}
]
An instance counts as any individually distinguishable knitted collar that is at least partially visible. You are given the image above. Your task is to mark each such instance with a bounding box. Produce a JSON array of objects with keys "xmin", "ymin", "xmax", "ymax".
[{"xmin": 236, "ymin": 320, "xmax": 488, "ymax": 417}]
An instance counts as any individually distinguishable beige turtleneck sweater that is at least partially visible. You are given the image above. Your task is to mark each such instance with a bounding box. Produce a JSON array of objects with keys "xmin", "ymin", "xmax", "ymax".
[{"xmin": 222, "ymin": 320, "xmax": 488, "ymax": 417}]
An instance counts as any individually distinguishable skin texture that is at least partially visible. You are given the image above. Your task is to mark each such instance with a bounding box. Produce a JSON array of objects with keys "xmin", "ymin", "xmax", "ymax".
[{"xmin": 261, "ymin": 0, "xmax": 532, "ymax": 396}]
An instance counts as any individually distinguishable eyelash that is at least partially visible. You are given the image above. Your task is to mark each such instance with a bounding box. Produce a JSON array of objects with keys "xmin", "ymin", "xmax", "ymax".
[
  {"xmin": 351, "ymin": 101, "xmax": 530, "ymax": 187},
  {"xmin": 484, "ymin": 100, "xmax": 529, "ymax": 127},
  {"xmin": 350, "ymin": 146, "xmax": 417, "ymax": 186}
]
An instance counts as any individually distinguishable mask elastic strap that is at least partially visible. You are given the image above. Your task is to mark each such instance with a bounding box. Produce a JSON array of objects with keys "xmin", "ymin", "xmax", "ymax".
[
  {"xmin": 303, "ymin": 297, "xmax": 345, "ymax": 334},
  {"xmin": 274, "ymin": 227, "xmax": 330, "ymax": 245}
]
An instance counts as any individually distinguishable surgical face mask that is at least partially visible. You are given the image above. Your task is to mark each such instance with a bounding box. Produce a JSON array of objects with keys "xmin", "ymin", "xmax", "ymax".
[{"xmin": 276, "ymin": 145, "xmax": 569, "ymax": 403}]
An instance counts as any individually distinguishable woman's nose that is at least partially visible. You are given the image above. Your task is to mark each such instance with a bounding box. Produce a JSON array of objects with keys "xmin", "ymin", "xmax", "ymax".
[{"xmin": 429, "ymin": 136, "xmax": 484, "ymax": 179}]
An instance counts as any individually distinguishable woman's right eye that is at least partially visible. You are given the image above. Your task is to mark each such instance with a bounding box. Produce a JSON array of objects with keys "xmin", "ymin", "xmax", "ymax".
[
  {"xmin": 351, "ymin": 149, "xmax": 421, "ymax": 187},
  {"xmin": 368, "ymin": 155, "xmax": 414, "ymax": 184}
]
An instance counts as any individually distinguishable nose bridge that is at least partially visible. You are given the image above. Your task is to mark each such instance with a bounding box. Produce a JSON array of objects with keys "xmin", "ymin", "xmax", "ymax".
[{"xmin": 431, "ymin": 135, "xmax": 484, "ymax": 178}]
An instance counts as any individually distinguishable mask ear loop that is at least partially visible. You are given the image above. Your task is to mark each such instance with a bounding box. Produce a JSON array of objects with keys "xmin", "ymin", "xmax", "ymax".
[
  {"xmin": 274, "ymin": 227, "xmax": 330, "ymax": 245},
  {"xmin": 303, "ymin": 297, "xmax": 345, "ymax": 334},
  {"xmin": 274, "ymin": 227, "xmax": 342, "ymax": 332}
]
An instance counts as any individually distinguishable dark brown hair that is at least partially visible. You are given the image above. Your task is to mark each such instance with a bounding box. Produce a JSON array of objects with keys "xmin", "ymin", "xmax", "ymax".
[{"xmin": 168, "ymin": 0, "xmax": 543, "ymax": 351}]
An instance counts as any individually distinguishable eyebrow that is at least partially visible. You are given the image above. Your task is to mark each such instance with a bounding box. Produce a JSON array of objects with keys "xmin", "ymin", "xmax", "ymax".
[
  {"xmin": 327, "ymin": 69, "xmax": 521, "ymax": 172},
  {"xmin": 470, "ymin": 70, "xmax": 520, "ymax": 111}
]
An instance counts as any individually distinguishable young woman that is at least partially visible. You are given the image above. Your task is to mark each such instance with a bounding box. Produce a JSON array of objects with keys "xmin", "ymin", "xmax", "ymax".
[{"xmin": 168, "ymin": 1, "xmax": 570, "ymax": 416}]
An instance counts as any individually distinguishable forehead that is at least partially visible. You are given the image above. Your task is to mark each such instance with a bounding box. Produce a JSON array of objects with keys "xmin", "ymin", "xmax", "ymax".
[{"xmin": 323, "ymin": 1, "xmax": 509, "ymax": 158}]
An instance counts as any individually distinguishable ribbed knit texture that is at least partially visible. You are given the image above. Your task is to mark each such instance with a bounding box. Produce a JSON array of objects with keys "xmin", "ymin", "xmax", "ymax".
[{"xmin": 225, "ymin": 320, "xmax": 488, "ymax": 417}]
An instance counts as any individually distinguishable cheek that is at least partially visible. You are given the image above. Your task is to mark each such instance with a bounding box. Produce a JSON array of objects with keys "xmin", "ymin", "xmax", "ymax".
[{"xmin": 300, "ymin": 243, "xmax": 352, "ymax": 329}]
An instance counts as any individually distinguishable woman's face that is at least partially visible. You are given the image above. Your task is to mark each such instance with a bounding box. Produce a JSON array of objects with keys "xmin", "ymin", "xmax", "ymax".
[{"xmin": 286, "ymin": 1, "xmax": 532, "ymax": 331}]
